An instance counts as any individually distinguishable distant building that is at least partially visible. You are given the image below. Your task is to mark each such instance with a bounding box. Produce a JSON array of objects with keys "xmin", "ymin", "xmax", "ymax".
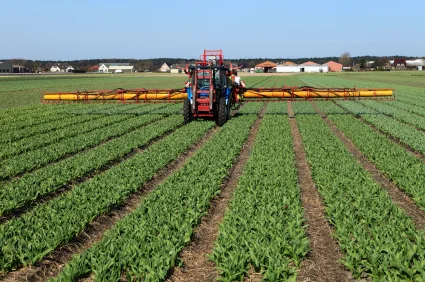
[
  {"xmin": 97, "ymin": 63, "xmax": 134, "ymax": 73},
  {"xmin": 0, "ymin": 62, "xmax": 12, "ymax": 73},
  {"xmin": 98, "ymin": 64, "xmax": 108, "ymax": 73},
  {"xmin": 276, "ymin": 61, "xmax": 329, "ymax": 73},
  {"xmin": 65, "ymin": 66, "xmax": 74, "ymax": 73},
  {"xmin": 255, "ymin": 61, "xmax": 277, "ymax": 73},
  {"xmin": 50, "ymin": 66, "xmax": 61, "ymax": 72},
  {"xmin": 0, "ymin": 62, "xmax": 28, "ymax": 73},
  {"xmin": 108, "ymin": 65, "xmax": 135, "ymax": 73},
  {"xmin": 88, "ymin": 65, "xmax": 99, "ymax": 72},
  {"xmin": 159, "ymin": 63, "xmax": 170, "ymax": 72},
  {"xmin": 324, "ymin": 61, "xmax": 343, "ymax": 72},
  {"xmin": 170, "ymin": 64, "xmax": 185, "ymax": 74}
]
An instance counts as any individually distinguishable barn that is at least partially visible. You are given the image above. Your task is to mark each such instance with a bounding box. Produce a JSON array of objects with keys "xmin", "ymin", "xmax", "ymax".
[
  {"xmin": 276, "ymin": 61, "xmax": 329, "ymax": 73},
  {"xmin": 255, "ymin": 61, "xmax": 277, "ymax": 73},
  {"xmin": 324, "ymin": 61, "xmax": 343, "ymax": 72}
]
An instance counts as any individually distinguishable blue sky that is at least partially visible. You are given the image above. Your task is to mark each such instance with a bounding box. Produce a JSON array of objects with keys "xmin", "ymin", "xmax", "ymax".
[{"xmin": 1, "ymin": 0, "xmax": 424, "ymax": 60}]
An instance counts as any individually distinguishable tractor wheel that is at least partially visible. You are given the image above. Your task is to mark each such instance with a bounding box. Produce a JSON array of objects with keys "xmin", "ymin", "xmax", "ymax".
[
  {"xmin": 226, "ymin": 99, "xmax": 231, "ymax": 120},
  {"xmin": 217, "ymin": 97, "xmax": 228, "ymax": 126},
  {"xmin": 183, "ymin": 98, "xmax": 193, "ymax": 124}
]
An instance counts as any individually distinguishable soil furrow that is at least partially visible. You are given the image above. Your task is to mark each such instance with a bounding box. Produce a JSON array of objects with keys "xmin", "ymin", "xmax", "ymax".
[
  {"xmin": 289, "ymin": 102, "xmax": 352, "ymax": 282},
  {"xmin": 0, "ymin": 126, "xmax": 220, "ymax": 282},
  {"xmin": 312, "ymin": 102, "xmax": 425, "ymax": 230},
  {"xmin": 166, "ymin": 105, "xmax": 266, "ymax": 282}
]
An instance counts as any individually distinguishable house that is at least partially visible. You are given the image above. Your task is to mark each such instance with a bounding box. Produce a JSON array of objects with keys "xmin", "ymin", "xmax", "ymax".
[
  {"xmin": 65, "ymin": 66, "xmax": 74, "ymax": 73},
  {"xmin": 98, "ymin": 64, "xmax": 109, "ymax": 73},
  {"xmin": 50, "ymin": 66, "xmax": 61, "ymax": 72},
  {"xmin": 324, "ymin": 61, "xmax": 343, "ymax": 72},
  {"xmin": 159, "ymin": 63, "xmax": 170, "ymax": 72}
]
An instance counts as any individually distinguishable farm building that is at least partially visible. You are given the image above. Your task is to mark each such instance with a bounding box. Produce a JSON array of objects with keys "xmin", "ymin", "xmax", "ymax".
[
  {"xmin": 324, "ymin": 61, "xmax": 343, "ymax": 72},
  {"xmin": 0, "ymin": 62, "xmax": 12, "ymax": 73},
  {"xmin": 170, "ymin": 64, "xmax": 185, "ymax": 74},
  {"xmin": 255, "ymin": 61, "xmax": 277, "ymax": 73},
  {"xmin": 108, "ymin": 65, "xmax": 135, "ymax": 73},
  {"xmin": 159, "ymin": 63, "xmax": 171, "ymax": 72},
  {"xmin": 276, "ymin": 61, "xmax": 329, "ymax": 73},
  {"xmin": 97, "ymin": 63, "xmax": 133, "ymax": 73}
]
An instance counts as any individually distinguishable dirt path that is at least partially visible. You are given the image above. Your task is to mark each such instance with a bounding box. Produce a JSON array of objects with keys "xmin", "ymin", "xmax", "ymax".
[
  {"xmin": 312, "ymin": 102, "xmax": 425, "ymax": 230},
  {"xmin": 0, "ymin": 126, "xmax": 220, "ymax": 282},
  {"xmin": 166, "ymin": 105, "xmax": 267, "ymax": 282},
  {"xmin": 289, "ymin": 102, "xmax": 352, "ymax": 282}
]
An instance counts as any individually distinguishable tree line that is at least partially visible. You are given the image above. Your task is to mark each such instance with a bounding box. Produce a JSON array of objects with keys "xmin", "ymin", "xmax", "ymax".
[{"xmin": 0, "ymin": 55, "xmax": 420, "ymax": 72}]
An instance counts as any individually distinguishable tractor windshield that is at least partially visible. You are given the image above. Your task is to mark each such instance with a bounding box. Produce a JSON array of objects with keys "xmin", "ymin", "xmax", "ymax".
[{"xmin": 197, "ymin": 71, "xmax": 211, "ymax": 89}]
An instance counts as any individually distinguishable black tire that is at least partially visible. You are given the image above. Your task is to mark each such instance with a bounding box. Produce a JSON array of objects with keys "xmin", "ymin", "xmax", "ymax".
[
  {"xmin": 226, "ymin": 98, "xmax": 231, "ymax": 120},
  {"xmin": 183, "ymin": 98, "xmax": 193, "ymax": 124},
  {"xmin": 217, "ymin": 97, "xmax": 227, "ymax": 126}
]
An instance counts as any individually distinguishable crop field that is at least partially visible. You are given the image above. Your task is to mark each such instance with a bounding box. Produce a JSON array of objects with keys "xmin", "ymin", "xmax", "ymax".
[{"xmin": 1, "ymin": 72, "xmax": 425, "ymax": 281}]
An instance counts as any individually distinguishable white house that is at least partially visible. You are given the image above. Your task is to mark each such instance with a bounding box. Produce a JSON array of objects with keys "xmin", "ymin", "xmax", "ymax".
[
  {"xmin": 65, "ymin": 66, "xmax": 74, "ymax": 73},
  {"xmin": 50, "ymin": 66, "xmax": 61, "ymax": 72},
  {"xmin": 159, "ymin": 63, "xmax": 170, "ymax": 72},
  {"xmin": 98, "ymin": 64, "xmax": 109, "ymax": 73}
]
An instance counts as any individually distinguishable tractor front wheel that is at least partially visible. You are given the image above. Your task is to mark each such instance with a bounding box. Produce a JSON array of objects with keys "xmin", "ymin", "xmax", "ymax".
[
  {"xmin": 183, "ymin": 98, "xmax": 193, "ymax": 124},
  {"xmin": 217, "ymin": 97, "xmax": 228, "ymax": 126}
]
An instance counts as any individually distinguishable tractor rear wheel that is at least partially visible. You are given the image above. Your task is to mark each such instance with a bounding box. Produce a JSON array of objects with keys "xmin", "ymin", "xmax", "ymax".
[
  {"xmin": 226, "ymin": 99, "xmax": 231, "ymax": 120},
  {"xmin": 183, "ymin": 98, "xmax": 193, "ymax": 124},
  {"xmin": 217, "ymin": 97, "xmax": 227, "ymax": 126}
]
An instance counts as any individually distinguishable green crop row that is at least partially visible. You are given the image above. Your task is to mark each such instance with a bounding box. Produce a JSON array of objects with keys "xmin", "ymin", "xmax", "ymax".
[
  {"xmin": 52, "ymin": 114, "xmax": 257, "ymax": 282},
  {"xmin": 389, "ymin": 100, "xmax": 425, "ymax": 118},
  {"xmin": 0, "ymin": 104, "xmax": 76, "ymax": 126},
  {"xmin": 0, "ymin": 104, "xmax": 169, "ymax": 159},
  {"xmin": 238, "ymin": 101, "xmax": 264, "ymax": 114},
  {"xmin": 0, "ymin": 120, "xmax": 214, "ymax": 273},
  {"xmin": 265, "ymin": 102, "xmax": 288, "ymax": 114},
  {"xmin": 0, "ymin": 114, "xmax": 161, "ymax": 180},
  {"xmin": 295, "ymin": 106, "xmax": 425, "ymax": 280},
  {"xmin": 337, "ymin": 101, "xmax": 425, "ymax": 154},
  {"xmin": 0, "ymin": 115, "xmax": 183, "ymax": 216},
  {"xmin": 359, "ymin": 100, "xmax": 425, "ymax": 131},
  {"xmin": 211, "ymin": 114, "xmax": 308, "ymax": 281},
  {"xmin": 316, "ymin": 101, "xmax": 425, "ymax": 211},
  {"xmin": 0, "ymin": 114, "xmax": 104, "ymax": 150}
]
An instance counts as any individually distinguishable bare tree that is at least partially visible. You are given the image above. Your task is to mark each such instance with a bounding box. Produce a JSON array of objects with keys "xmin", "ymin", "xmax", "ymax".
[{"xmin": 339, "ymin": 52, "xmax": 352, "ymax": 67}]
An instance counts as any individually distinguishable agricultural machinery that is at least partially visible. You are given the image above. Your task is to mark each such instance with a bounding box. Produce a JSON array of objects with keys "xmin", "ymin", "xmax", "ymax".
[{"xmin": 43, "ymin": 50, "xmax": 395, "ymax": 126}]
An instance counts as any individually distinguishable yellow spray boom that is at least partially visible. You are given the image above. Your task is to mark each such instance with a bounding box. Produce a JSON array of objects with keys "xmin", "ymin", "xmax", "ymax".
[{"xmin": 43, "ymin": 86, "xmax": 394, "ymax": 102}]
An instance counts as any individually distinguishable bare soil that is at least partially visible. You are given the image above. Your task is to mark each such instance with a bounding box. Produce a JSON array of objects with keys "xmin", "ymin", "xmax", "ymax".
[
  {"xmin": 166, "ymin": 105, "xmax": 267, "ymax": 282},
  {"xmin": 288, "ymin": 102, "xmax": 352, "ymax": 282},
  {"xmin": 0, "ymin": 126, "xmax": 220, "ymax": 282},
  {"xmin": 312, "ymin": 102, "xmax": 425, "ymax": 230}
]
